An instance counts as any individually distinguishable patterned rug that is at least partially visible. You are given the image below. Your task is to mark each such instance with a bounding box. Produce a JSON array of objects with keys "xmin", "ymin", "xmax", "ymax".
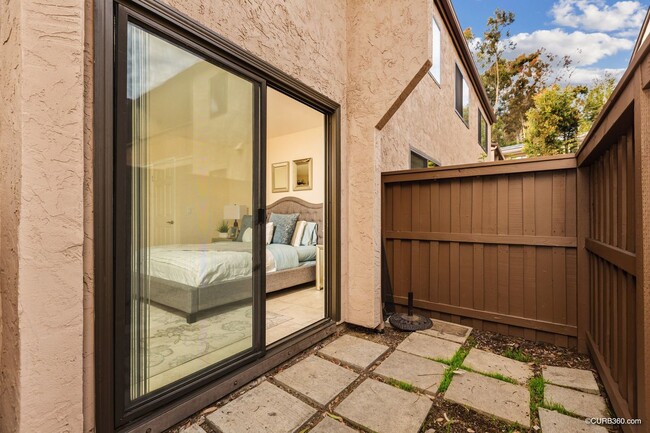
[{"xmin": 146, "ymin": 303, "xmax": 291, "ymax": 378}]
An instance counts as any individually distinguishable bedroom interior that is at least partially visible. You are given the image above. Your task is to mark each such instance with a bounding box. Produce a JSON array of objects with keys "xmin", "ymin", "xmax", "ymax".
[{"xmin": 125, "ymin": 27, "xmax": 327, "ymax": 397}]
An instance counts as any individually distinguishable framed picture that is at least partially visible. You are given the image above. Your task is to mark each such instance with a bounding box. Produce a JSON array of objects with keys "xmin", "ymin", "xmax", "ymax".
[
  {"xmin": 293, "ymin": 158, "xmax": 313, "ymax": 191},
  {"xmin": 271, "ymin": 161, "xmax": 290, "ymax": 192}
]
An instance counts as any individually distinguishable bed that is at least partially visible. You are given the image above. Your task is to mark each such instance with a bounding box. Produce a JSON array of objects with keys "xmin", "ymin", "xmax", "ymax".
[{"xmin": 146, "ymin": 197, "xmax": 324, "ymax": 323}]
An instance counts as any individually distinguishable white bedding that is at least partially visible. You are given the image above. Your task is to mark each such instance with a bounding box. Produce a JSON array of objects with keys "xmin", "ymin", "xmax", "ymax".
[{"xmin": 147, "ymin": 242, "xmax": 275, "ymax": 289}]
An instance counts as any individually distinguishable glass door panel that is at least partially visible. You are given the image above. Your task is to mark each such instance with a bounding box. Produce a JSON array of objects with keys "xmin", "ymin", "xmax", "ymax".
[{"xmin": 124, "ymin": 22, "xmax": 258, "ymax": 399}]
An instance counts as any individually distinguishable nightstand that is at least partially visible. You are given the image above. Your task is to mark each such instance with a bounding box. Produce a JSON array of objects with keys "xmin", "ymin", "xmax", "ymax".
[
  {"xmin": 211, "ymin": 237, "xmax": 234, "ymax": 243},
  {"xmin": 315, "ymin": 244, "xmax": 324, "ymax": 290}
]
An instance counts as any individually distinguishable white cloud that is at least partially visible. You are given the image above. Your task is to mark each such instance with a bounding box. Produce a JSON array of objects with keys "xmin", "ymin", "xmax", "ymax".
[
  {"xmin": 509, "ymin": 28, "xmax": 634, "ymax": 66},
  {"xmin": 562, "ymin": 67, "xmax": 625, "ymax": 84},
  {"xmin": 551, "ymin": 0, "xmax": 647, "ymax": 33}
]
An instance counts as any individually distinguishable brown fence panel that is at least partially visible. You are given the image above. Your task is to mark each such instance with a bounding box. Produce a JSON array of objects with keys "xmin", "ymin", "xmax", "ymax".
[{"xmin": 382, "ymin": 156, "xmax": 579, "ymax": 347}]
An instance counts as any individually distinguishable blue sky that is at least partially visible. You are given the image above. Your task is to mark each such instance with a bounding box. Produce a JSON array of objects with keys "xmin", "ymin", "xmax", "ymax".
[{"xmin": 453, "ymin": 0, "xmax": 648, "ymax": 84}]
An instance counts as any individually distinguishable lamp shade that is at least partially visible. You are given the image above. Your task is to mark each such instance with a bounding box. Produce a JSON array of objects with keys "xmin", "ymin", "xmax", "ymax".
[{"xmin": 223, "ymin": 204, "xmax": 246, "ymax": 220}]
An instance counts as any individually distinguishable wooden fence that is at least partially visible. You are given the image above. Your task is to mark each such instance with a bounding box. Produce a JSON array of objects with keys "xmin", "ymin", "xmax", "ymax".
[
  {"xmin": 382, "ymin": 156, "xmax": 580, "ymax": 347},
  {"xmin": 381, "ymin": 36, "xmax": 650, "ymax": 428},
  {"xmin": 573, "ymin": 38, "xmax": 650, "ymax": 426}
]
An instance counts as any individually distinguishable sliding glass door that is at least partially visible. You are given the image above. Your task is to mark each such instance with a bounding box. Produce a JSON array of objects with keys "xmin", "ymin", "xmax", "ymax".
[
  {"xmin": 102, "ymin": 5, "xmax": 338, "ymax": 429},
  {"xmin": 115, "ymin": 16, "xmax": 264, "ymax": 408}
]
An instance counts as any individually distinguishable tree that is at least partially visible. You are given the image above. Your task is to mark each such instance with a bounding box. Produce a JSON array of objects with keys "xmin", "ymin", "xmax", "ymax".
[
  {"xmin": 468, "ymin": 9, "xmax": 570, "ymax": 146},
  {"xmin": 523, "ymin": 85, "xmax": 586, "ymax": 156},
  {"xmin": 579, "ymin": 74, "xmax": 616, "ymax": 135}
]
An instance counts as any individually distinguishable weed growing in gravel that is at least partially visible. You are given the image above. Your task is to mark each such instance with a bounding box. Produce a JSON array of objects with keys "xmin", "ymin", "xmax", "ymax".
[
  {"xmin": 529, "ymin": 376, "xmax": 545, "ymax": 414},
  {"xmin": 504, "ymin": 347, "xmax": 533, "ymax": 363}
]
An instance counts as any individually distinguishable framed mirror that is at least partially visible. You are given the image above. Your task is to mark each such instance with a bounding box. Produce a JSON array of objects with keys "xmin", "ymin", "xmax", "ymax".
[
  {"xmin": 293, "ymin": 158, "xmax": 313, "ymax": 191},
  {"xmin": 272, "ymin": 161, "xmax": 290, "ymax": 192}
]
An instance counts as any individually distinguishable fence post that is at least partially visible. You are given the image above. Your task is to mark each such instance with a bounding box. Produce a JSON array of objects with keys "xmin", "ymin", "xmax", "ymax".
[
  {"xmin": 576, "ymin": 166, "xmax": 590, "ymax": 353},
  {"xmin": 634, "ymin": 56, "xmax": 650, "ymax": 428}
]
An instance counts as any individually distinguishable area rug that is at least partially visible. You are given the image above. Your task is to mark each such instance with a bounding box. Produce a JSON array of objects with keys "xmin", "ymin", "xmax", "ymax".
[{"xmin": 146, "ymin": 303, "xmax": 291, "ymax": 378}]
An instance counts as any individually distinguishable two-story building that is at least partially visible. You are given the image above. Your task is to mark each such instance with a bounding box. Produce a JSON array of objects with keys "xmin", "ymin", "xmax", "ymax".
[{"xmin": 0, "ymin": 1, "xmax": 495, "ymax": 432}]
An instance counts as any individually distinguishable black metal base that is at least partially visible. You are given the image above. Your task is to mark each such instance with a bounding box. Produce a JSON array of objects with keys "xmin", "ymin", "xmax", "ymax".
[{"xmin": 388, "ymin": 313, "xmax": 433, "ymax": 331}]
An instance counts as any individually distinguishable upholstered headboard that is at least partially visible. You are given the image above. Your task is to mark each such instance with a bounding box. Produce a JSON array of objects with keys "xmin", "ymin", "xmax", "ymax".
[{"xmin": 266, "ymin": 197, "xmax": 324, "ymax": 245}]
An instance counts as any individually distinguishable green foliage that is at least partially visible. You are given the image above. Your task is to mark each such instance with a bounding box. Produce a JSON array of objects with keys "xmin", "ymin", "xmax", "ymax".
[
  {"xmin": 437, "ymin": 346, "xmax": 471, "ymax": 393},
  {"xmin": 579, "ymin": 74, "xmax": 617, "ymax": 135},
  {"xmin": 217, "ymin": 220, "xmax": 229, "ymax": 233},
  {"xmin": 523, "ymin": 85, "xmax": 586, "ymax": 156},
  {"xmin": 470, "ymin": 9, "xmax": 572, "ymax": 146},
  {"xmin": 386, "ymin": 378, "xmax": 415, "ymax": 392},
  {"xmin": 529, "ymin": 376, "xmax": 545, "ymax": 415},
  {"xmin": 540, "ymin": 402, "xmax": 575, "ymax": 417},
  {"xmin": 503, "ymin": 348, "xmax": 532, "ymax": 363}
]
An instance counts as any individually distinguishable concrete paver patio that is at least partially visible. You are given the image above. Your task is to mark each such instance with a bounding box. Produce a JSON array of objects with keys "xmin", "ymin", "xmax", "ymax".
[
  {"xmin": 462, "ymin": 347, "xmax": 533, "ymax": 384},
  {"xmin": 175, "ymin": 323, "xmax": 616, "ymax": 433},
  {"xmin": 334, "ymin": 378, "xmax": 432, "ymax": 433},
  {"xmin": 444, "ymin": 370, "xmax": 531, "ymax": 427},
  {"xmin": 318, "ymin": 334, "xmax": 389, "ymax": 369},
  {"xmin": 538, "ymin": 408, "xmax": 608, "ymax": 433},
  {"xmin": 206, "ymin": 381, "xmax": 315, "ymax": 433},
  {"xmin": 396, "ymin": 332, "xmax": 460, "ymax": 362},
  {"xmin": 373, "ymin": 349, "xmax": 446, "ymax": 394},
  {"xmin": 544, "ymin": 383, "xmax": 609, "ymax": 419},
  {"xmin": 543, "ymin": 365, "xmax": 600, "ymax": 394},
  {"xmin": 274, "ymin": 355, "xmax": 359, "ymax": 406}
]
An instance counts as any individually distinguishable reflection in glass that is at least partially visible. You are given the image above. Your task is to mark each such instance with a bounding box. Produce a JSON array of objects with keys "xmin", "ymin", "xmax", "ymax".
[
  {"xmin": 127, "ymin": 23, "xmax": 255, "ymax": 398},
  {"xmin": 265, "ymin": 89, "xmax": 326, "ymax": 344}
]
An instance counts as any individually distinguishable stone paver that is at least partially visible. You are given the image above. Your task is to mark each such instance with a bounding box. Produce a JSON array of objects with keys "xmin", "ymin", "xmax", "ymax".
[
  {"xmin": 462, "ymin": 348, "xmax": 533, "ymax": 384},
  {"xmin": 444, "ymin": 370, "xmax": 530, "ymax": 427},
  {"xmin": 544, "ymin": 384, "xmax": 609, "ymax": 419},
  {"xmin": 417, "ymin": 318, "xmax": 472, "ymax": 344},
  {"xmin": 335, "ymin": 379, "xmax": 432, "ymax": 433},
  {"xmin": 310, "ymin": 415, "xmax": 359, "ymax": 433},
  {"xmin": 206, "ymin": 381, "xmax": 316, "ymax": 433},
  {"xmin": 179, "ymin": 425, "xmax": 207, "ymax": 433},
  {"xmin": 396, "ymin": 332, "xmax": 460, "ymax": 362},
  {"xmin": 538, "ymin": 408, "xmax": 608, "ymax": 433},
  {"xmin": 543, "ymin": 365, "xmax": 600, "ymax": 394},
  {"xmin": 374, "ymin": 350, "xmax": 446, "ymax": 394},
  {"xmin": 319, "ymin": 335, "xmax": 389, "ymax": 369},
  {"xmin": 274, "ymin": 355, "xmax": 358, "ymax": 405}
]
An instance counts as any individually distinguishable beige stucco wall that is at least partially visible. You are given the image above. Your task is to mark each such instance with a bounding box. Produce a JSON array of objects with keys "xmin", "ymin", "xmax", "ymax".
[
  {"xmin": 0, "ymin": 1, "xmax": 23, "ymax": 431},
  {"xmin": 381, "ymin": 6, "xmax": 493, "ymax": 172},
  {"xmin": 0, "ymin": 1, "xmax": 87, "ymax": 433},
  {"xmin": 1, "ymin": 0, "xmax": 496, "ymax": 431}
]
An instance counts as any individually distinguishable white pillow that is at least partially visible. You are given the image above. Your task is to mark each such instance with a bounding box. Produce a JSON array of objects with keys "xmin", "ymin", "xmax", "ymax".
[
  {"xmin": 265, "ymin": 222, "xmax": 274, "ymax": 245},
  {"xmin": 291, "ymin": 221, "xmax": 307, "ymax": 247},
  {"xmin": 242, "ymin": 227, "xmax": 253, "ymax": 242}
]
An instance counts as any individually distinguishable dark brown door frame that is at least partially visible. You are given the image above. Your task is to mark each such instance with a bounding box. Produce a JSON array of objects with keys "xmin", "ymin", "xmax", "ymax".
[{"xmin": 94, "ymin": 1, "xmax": 342, "ymax": 432}]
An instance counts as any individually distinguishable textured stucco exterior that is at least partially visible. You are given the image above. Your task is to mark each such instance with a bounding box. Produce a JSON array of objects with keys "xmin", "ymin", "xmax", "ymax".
[
  {"xmin": 380, "ymin": 7, "xmax": 494, "ymax": 172},
  {"xmin": 0, "ymin": 1, "xmax": 23, "ymax": 431},
  {"xmin": 0, "ymin": 1, "xmax": 87, "ymax": 432},
  {"xmin": 0, "ymin": 0, "xmax": 494, "ymax": 431}
]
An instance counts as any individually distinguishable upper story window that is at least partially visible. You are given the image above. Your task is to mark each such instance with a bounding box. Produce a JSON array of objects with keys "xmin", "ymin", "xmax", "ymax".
[
  {"xmin": 410, "ymin": 148, "xmax": 440, "ymax": 169},
  {"xmin": 429, "ymin": 19, "xmax": 441, "ymax": 83},
  {"xmin": 478, "ymin": 110, "xmax": 488, "ymax": 152},
  {"xmin": 455, "ymin": 65, "xmax": 469, "ymax": 126}
]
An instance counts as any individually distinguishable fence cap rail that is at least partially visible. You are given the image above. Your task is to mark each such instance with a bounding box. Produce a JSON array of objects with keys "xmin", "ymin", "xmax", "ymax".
[{"xmin": 381, "ymin": 154, "xmax": 576, "ymax": 183}]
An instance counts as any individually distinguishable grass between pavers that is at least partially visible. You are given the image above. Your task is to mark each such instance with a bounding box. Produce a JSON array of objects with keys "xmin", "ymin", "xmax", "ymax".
[
  {"xmin": 529, "ymin": 375, "xmax": 545, "ymax": 415},
  {"xmin": 458, "ymin": 366, "xmax": 519, "ymax": 385},
  {"xmin": 386, "ymin": 378, "xmax": 415, "ymax": 392},
  {"xmin": 503, "ymin": 347, "xmax": 533, "ymax": 363},
  {"xmin": 436, "ymin": 346, "xmax": 472, "ymax": 393}
]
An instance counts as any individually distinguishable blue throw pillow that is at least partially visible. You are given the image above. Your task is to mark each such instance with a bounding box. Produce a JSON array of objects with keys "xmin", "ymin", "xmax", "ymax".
[
  {"xmin": 235, "ymin": 215, "xmax": 253, "ymax": 242},
  {"xmin": 300, "ymin": 222, "xmax": 318, "ymax": 246},
  {"xmin": 269, "ymin": 213, "xmax": 299, "ymax": 245}
]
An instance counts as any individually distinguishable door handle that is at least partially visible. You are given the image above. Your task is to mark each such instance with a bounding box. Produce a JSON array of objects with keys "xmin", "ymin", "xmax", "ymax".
[{"xmin": 166, "ymin": 220, "xmax": 174, "ymax": 225}]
